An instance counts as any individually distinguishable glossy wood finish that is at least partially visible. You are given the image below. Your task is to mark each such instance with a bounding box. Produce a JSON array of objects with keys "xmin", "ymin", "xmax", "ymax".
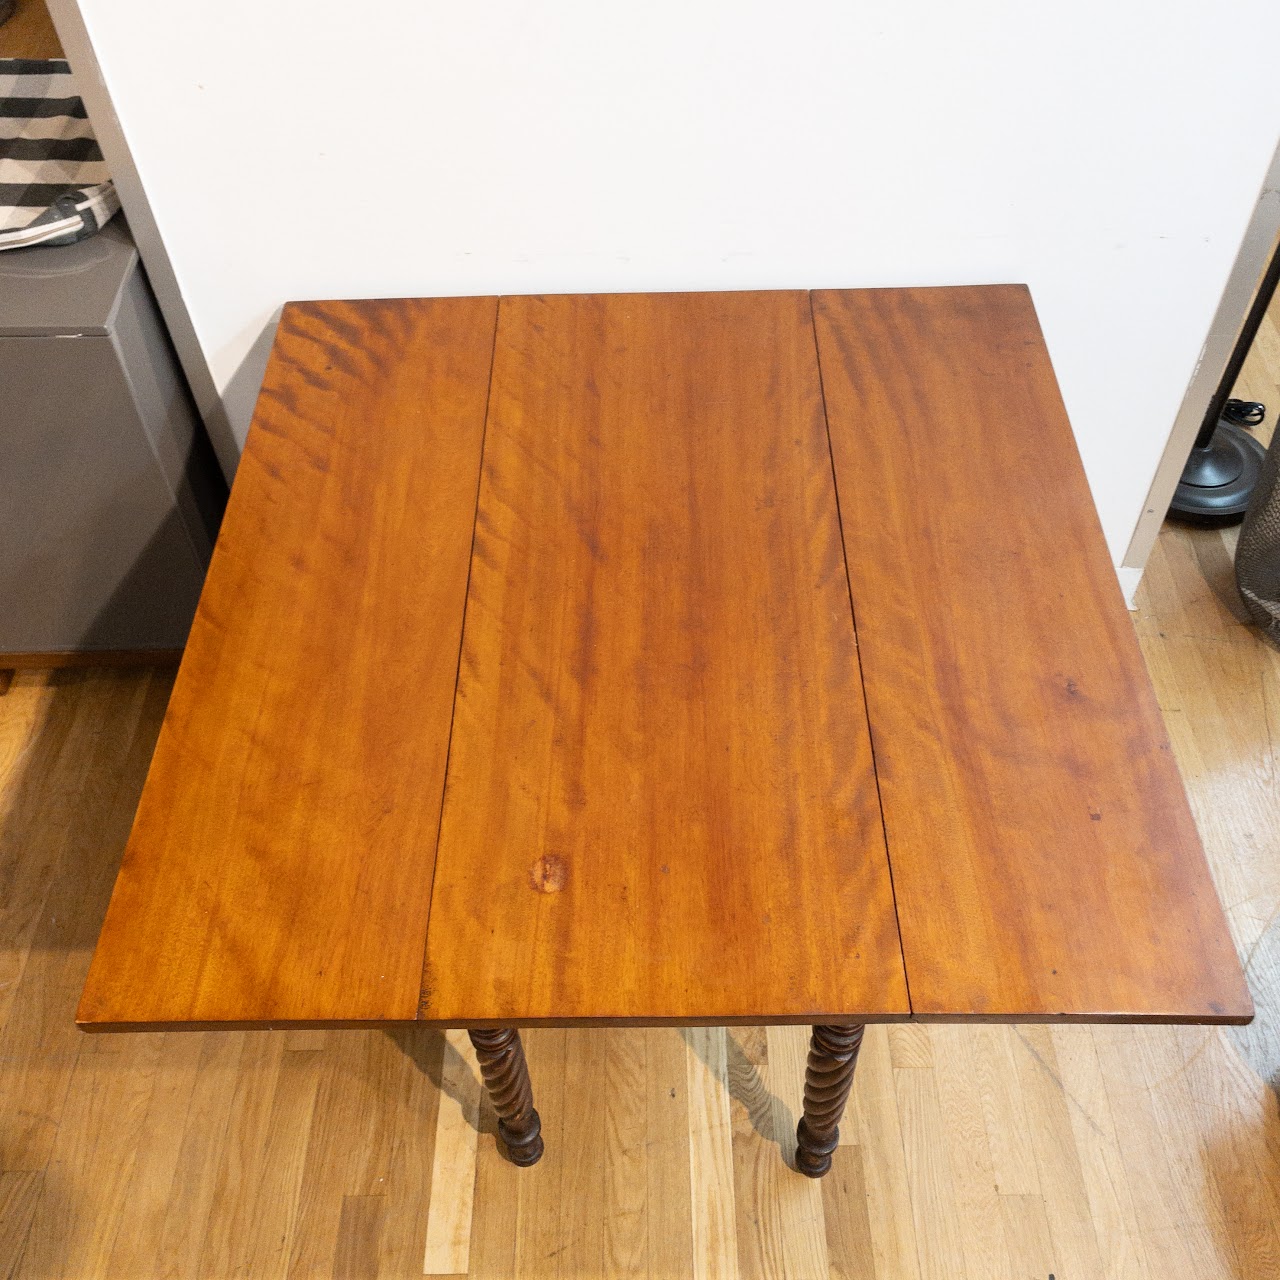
[
  {"xmin": 812, "ymin": 285, "xmax": 1253, "ymax": 1023},
  {"xmin": 77, "ymin": 297, "xmax": 498, "ymax": 1027},
  {"xmin": 795, "ymin": 1024, "xmax": 865, "ymax": 1177},
  {"xmin": 5, "ymin": 308, "xmax": 1278, "ymax": 1274},
  {"xmin": 419, "ymin": 291, "xmax": 908, "ymax": 1024},
  {"xmin": 0, "ymin": 650, "xmax": 183, "ymax": 669},
  {"xmin": 468, "ymin": 1028, "xmax": 544, "ymax": 1166},
  {"xmin": 78, "ymin": 284, "xmax": 1248, "ymax": 1034}
]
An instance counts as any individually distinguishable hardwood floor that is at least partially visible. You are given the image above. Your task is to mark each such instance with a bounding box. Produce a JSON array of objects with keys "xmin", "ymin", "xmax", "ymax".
[
  {"xmin": 2, "ymin": 316, "xmax": 1279, "ymax": 1275},
  {"xmin": 0, "ymin": 0, "xmax": 64, "ymax": 59}
]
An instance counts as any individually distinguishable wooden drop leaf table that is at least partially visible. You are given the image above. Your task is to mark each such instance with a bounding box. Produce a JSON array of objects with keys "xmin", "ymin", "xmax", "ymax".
[{"xmin": 78, "ymin": 287, "xmax": 1252, "ymax": 1178}]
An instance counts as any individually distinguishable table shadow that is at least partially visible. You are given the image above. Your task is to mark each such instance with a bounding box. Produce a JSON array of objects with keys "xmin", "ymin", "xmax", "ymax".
[
  {"xmin": 384, "ymin": 1025, "xmax": 790, "ymax": 1152},
  {"xmin": 679, "ymin": 1026, "xmax": 789, "ymax": 1151},
  {"xmin": 382, "ymin": 1026, "xmax": 500, "ymax": 1137}
]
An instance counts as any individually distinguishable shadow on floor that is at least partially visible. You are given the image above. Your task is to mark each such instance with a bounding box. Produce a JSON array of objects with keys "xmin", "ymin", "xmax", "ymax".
[
  {"xmin": 680, "ymin": 1026, "xmax": 792, "ymax": 1154},
  {"xmin": 383, "ymin": 1026, "xmax": 499, "ymax": 1138}
]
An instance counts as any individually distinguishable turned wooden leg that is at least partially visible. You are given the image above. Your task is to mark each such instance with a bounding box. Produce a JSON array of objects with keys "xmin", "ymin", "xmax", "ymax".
[
  {"xmin": 468, "ymin": 1028, "xmax": 544, "ymax": 1166},
  {"xmin": 795, "ymin": 1023, "xmax": 865, "ymax": 1177}
]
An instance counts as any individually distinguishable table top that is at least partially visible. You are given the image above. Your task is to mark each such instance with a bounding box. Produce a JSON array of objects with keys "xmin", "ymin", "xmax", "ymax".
[{"xmin": 77, "ymin": 286, "xmax": 1252, "ymax": 1030}]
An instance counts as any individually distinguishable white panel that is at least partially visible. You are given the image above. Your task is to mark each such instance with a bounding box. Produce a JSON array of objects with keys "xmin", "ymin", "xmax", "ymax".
[{"xmin": 66, "ymin": 0, "xmax": 1280, "ymax": 562}]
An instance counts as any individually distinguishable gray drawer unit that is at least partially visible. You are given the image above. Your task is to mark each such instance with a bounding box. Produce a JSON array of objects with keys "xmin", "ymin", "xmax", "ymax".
[{"xmin": 0, "ymin": 219, "xmax": 225, "ymax": 657}]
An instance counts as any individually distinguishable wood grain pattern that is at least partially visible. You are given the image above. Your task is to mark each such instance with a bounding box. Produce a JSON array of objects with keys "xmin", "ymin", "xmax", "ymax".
[
  {"xmin": 1008, "ymin": 1025, "xmax": 1105, "ymax": 1275},
  {"xmin": 420, "ymin": 291, "xmax": 907, "ymax": 1024},
  {"xmin": 0, "ymin": 650, "xmax": 184, "ymax": 669},
  {"xmin": 2, "ymin": 307, "xmax": 1280, "ymax": 1269},
  {"xmin": 468, "ymin": 1028, "xmax": 544, "ymax": 1165},
  {"xmin": 332, "ymin": 1195, "xmax": 386, "ymax": 1279},
  {"xmin": 78, "ymin": 284, "xmax": 1246, "ymax": 1033},
  {"xmin": 795, "ymin": 1024, "xmax": 865, "ymax": 1177},
  {"xmin": 4, "ymin": 310, "xmax": 1280, "ymax": 1273},
  {"xmin": 686, "ymin": 1026, "xmax": 740, "ymax": 1280},
  {"xmin": 812, "ymin": 284, "xmax": 1252, "ymax": 1023},
  {"xmin": 926, "ymin": 1026, "xmax": 1016, "ymax": 1280},
  {"xmin": 506, "ymin": 1028, "xmax": 568, "ymax": 1279},
  {"xmin": 644, "ymin": 1026, "xmax": 697, "ymax": 1277},
  {"xmin": 730, "ymin": 1024, "xmax": 832, "ymax": 1278},
  {"xmin": 850, "ymin": 1027, "xmax": 923, "ymax": 1279},
  {"xmin": 1048, "ymin": 1024, "xmax": 1150, "ymax": 1279},
  {"xmin": 895, "ymin": 1061, "xmax": 968, "ymax": 1280},
  {"xmin": 77, "ymin": 297, "xmax": 498, "ymax": 1028},
  {"xmin": 422, "ymin": 1030, "xmax": 481, "ymax": 1275}
]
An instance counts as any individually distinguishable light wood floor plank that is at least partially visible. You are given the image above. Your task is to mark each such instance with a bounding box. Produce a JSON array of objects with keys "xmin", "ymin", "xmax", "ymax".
[
  {"xmin": 894, "ymin": 1063, "xmax": 968, "ymax": 1280},
  {"xmin": 286, "ymin": 1032, "xmax": 373, "ymax": 1279},
  {"xmin": 236, "ymin": 1046, "xmax": 327, "ymax": 1275},
  {"xmin": 765, "ymin": 1025, "xmax": 830, "ymax": 1279},
  {"xmin": 367, "ymin": 1029, "xmax": 441, "ymax": 1278},
  {"xmin": 1172, "ymin": 1024, "xmax": 1280, "ymax": 1278},
  {"xmin": 104, "ymin": 1029, "xmax": 206, "ymax": 1277},
  {"xmin": 602, "ymin": 1027, "xmax": 649, "ymax": 1276},
  {"xmin": 21, "ymin": 1030, "xmax": 163, "ymax": 1278},
  {"xmin": 1049, "ymin": 1025, "xmax": 1152, "ymax": 1280},
  {"xmin": 644, "ymin": 1027, "xmax": 696, "ymax": 1279},
  {"xmin": 0, "ymin": 673, "xmax": 64, "ymax": 1035},
  {"xmin": 1009, "ymin": 1026, "xmax": 1106, "ymax": 1279},
  {"xmin": 969, "ymin": 1026, "xmax": 1042, "ymax": 1198},
  {"xmin": 423, "ymin": 1030, "xmax": 482, "ymax": 1276},
  {"xmin": 997, "ymin": 1194, "xmax": 1057, "ymax": 1280},
  {"xmin": 887, "ymin": 1024, "xmax": 933, "ymax": 1072},
  {"xmin": 511, "ymin": 1028, "xmax": 568, "ymax": 1280},
  {"xmin": 152, "ymin": 1030, "xmax": 247, "ymax": 1275},
  {"xmin": 192, "ymin": 1031, "xmax": 289, "ymax": 1278},
  {"xmin": 333, "ymin": 1194, "xmax": 387, "ymax": 1279},
  {"xmin": 558, "ymin": 1028, "xmax": 609, "ymax": 1276},
  {"xmin": 686, "ymin": 1026, "xmax": 740, "ymax": 1280},
  {"xmin": 728, "ymin": 1024, "xmax": 829, "ymax": 1280},
  {"xmin": 0, "ymin": 1170, "xmax": 42, "ymax": 1280},
  {"xmin": 820, "ymin": 1145, "xmax": 876, "ymax": 1280},
  {"xmin": 0, "ymin": 673, "xmax": 159, "ymax": 1169},
  {"xmin": 928, "ymin": 1025, "xmax": 1015, "ymax": 1280},
  {"xmin": 465, "ymin": 1036, "xmax": 522, "ymax": 1280},
  {"xmin": 1091, "ymin": 1024, "xmax": 1225, "ymax": 1279},
  {"xmin": 852, "ymin": 1026, "xmax": 922, "ymax": 1280}
]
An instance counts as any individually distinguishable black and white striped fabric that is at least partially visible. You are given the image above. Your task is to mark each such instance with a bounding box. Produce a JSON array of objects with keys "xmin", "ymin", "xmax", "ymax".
[{"xmin": 0, "ymin": 57, "xmax": 119, "ymax": 250}]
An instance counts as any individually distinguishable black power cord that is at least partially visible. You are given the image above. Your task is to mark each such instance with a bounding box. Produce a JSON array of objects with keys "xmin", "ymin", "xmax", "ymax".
[{"xmin": 1223, "ymin": 398, "xmax": 1267, "ymax": 428}]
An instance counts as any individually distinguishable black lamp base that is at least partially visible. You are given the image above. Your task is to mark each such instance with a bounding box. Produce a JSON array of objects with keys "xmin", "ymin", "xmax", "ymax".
[{"xmin": 1168, "ymin": 421, "xmax": 1267, "ymax": 524}]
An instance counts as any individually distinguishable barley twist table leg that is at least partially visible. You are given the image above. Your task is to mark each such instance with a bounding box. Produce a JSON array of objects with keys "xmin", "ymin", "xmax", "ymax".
[
  {"xmin": 794, "ymin": 1023, "xmax": 865, "ymax": 1177},
  {"xmin": 468, "ymin": 1027, "xmax": 544, "ymax": 1166}
]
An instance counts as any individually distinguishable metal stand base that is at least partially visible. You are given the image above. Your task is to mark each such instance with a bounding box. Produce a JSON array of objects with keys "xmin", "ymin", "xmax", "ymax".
[{"xmin": 1168, "ymin": 421, "xmax": 1267, "ymax": 524}]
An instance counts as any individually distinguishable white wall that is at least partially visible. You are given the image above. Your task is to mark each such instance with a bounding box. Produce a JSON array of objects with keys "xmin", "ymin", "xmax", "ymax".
[{"xmin": 67, "ymin": 0, "xmax": 1280, "ymax": 563}]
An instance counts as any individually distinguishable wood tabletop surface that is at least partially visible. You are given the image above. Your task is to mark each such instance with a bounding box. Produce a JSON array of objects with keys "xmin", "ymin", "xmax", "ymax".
[
  {"xmin": 77, "ymin": 298, "xmax": 497, "ymax": 1026},
  {"xmin": 420, "ymin": 292, "xmax": 907, "ymax": 1023},
  {"xmin": 813, "ymin": 286, "xmax": 1251, "ymax": 1023},
  {"xmin": 77, "ymin": 287, "xmax": 1252, "ymax": 1031}
]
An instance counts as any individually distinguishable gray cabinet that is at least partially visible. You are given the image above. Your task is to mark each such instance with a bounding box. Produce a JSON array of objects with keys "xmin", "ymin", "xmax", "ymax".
[{"xmin": 0, "ymin": 219, "xmax": 225, "ymax": 657}]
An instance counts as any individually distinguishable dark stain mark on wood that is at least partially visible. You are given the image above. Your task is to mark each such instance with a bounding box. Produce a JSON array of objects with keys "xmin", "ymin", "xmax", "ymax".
[{"xmin": 529, "ymin": 854, "xmax": 568, "ymax": 894}]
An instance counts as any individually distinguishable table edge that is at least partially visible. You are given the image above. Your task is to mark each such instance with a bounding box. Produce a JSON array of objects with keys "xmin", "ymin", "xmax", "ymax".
[{"xmin": 76, "ymin": 1008, "xmax": 1252, "ymax": 1034}]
